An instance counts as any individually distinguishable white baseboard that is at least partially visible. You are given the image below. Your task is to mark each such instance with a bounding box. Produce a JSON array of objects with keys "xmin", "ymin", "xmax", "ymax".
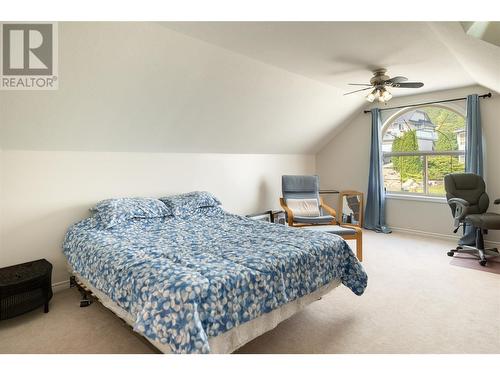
[
  {"xmin": 390, "ymin": 226, "xmax": 500, "ymax": 247},
  {"xmin": 390, "ymin": 226, "xmax": 460, "ymax": 241},
  {"xmin": 52, "ymin": 279, "xmax": 70, "ymax": 293}
]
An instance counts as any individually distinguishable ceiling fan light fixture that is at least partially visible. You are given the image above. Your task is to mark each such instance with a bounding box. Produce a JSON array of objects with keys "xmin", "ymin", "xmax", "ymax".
[
  {"xmin": 382, "ymin": 89, "xmax": 392, "ymax": 102},
  {"xmin": 376, "ymin": 88, "xmax": 385, "ymax": 103},
  {"xmin": 345, "ymin": 70, "xmax": 423, "ymax": 101},
  {"xmin": 366, "ymin": 90, "xmax": 376, "ymax": 103}
]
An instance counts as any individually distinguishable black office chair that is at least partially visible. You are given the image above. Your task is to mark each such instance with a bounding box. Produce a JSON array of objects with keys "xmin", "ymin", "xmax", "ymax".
[{"xmin": 444, "ymin": 173, "xmax": 500, "ymax": 266}]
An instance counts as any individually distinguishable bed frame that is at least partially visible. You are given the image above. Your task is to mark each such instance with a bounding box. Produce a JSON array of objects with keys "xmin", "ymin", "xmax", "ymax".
[
  {"xmin": 68, "ymin": 270, "xmax": 341, "ymax": 354},
  {"xmin": 70, "ymin": 275, "xmax": 98, "ymax": 307}
]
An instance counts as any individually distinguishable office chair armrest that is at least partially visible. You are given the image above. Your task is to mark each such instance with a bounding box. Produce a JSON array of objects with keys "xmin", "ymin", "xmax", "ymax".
[
  {"xmin": 448, "ymin": 198, "xmax": 470, "ymax": 207},
  {"xmin": 448, "ymin": 198, "xmax": 471, "ymax": 222},
  {"xmin": 494, "ymin": 198, "xmax": 500, "ymax": 205}
]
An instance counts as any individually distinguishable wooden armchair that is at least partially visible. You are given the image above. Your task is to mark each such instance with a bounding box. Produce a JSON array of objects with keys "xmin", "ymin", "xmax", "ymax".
[{"xmin": 280, "ymin": 175, "xmax": 363, "ymax": 261}]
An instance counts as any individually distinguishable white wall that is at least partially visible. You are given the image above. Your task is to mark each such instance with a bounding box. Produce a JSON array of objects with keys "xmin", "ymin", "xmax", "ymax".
[
  {"xmin": 0, "ymin": 151, "xmax": 314, "ymax": 284},
  {"xmin": 316, "ymin": 85, "xmax": 500, "ymax": 242},
  {"xmin": 0, "ymin": 149, "xmax": 3, "ymax": 255}
]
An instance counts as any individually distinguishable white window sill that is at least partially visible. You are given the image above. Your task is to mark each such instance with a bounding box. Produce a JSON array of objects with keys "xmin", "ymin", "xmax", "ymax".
[{"xmin": 386, "ymin": 193, "xmax": 447, "ymax": 204}]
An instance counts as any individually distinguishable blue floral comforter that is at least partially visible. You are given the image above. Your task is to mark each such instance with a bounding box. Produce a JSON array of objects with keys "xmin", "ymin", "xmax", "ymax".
[{"xmin": 63, "ymin": 207, "xmax": 367, "ymax": 353}]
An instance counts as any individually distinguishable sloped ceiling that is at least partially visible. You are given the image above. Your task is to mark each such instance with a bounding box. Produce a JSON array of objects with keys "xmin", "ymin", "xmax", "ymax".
[
  {"xmin": 461, "ymin": 21, "xmax": 500, "ymax": 47},
  {"xmin": 430, "ymin": 22, "xmax": 500, "ymax": 93},
  {"xmin": 0, "ymin": 22, "xmax": 497, "ymax": 155},
  {"xmin": 0, "ymin": 22, "xmax": 362, "ymax": 154},
  {"xmin": 162, "ymin": 22, "xmax": 478, "ymax": 95}
]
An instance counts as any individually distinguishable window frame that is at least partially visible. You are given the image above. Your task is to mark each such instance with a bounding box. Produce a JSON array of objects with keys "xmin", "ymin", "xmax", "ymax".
[{"xmin": 381, "ymin": 104, "xmax": 466, "ymax": 199}]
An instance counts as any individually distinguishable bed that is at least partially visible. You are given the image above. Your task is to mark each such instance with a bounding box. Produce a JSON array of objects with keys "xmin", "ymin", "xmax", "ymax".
[{"xmin": 63, "ymin": 192, "xmax": 368, "ymax": 354}]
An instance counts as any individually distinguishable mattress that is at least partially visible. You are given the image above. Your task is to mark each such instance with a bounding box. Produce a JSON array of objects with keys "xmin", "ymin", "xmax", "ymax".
[{"xmin": 63, "ymin": 204, "xmax": 367, "ymax": 353}]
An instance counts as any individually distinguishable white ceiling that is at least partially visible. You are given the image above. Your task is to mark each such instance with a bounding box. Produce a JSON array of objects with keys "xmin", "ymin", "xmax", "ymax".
[
  {"xmin": 162, "ymin": 22, "xmax": 478, "ymax": 98},
  {"xmin": 462, "ymin": 21, "xmax": 500, "ymax": 47},
  {"xmin": 430, "ymin": 22, "xmax": 500, "ymax": 94}
]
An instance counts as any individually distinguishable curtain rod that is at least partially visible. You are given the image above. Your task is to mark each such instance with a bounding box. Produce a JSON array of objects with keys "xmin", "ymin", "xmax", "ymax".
[{"xmin": 363, "ymin": 92, "xmax": 492, "ymax": 114}]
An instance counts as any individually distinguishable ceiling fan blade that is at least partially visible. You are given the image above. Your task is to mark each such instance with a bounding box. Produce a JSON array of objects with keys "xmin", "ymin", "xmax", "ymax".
[
  {"xmin": 348, "ymin": 83, "xmax": 373, "ymax": 86},
  {"xmin": 343, "ymin": 87, "xmax": 373, "ymax": 96},
  {"xmin": 386, "ymin": 76, "xmax": 408, "ymax": 84},
  {"xmin": 392, "ymin": 82, "xmax": 424, "ymax": 88}
]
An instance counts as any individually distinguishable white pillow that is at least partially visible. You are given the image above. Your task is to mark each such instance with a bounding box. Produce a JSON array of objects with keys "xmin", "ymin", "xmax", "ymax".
[{"xmin": 286, "ymin": 198, "xmax": 320, "ymax": 217}]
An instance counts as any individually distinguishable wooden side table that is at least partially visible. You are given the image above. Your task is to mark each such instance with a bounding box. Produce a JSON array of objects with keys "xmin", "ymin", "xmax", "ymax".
[{"xmin": 0, "ymin": 259, "xmax": 53, "ymax": 320}]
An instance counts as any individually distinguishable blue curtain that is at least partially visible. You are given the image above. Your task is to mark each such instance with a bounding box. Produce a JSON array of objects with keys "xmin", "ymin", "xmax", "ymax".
[
  {"xmin": 460, "ymin": 94, "xmax": 484, "ymax": 246},
  {"xmin": 364, "ymin": 108, "xmax": 391, "ymax": 233},
  {"xmin": 465, "ymin": 94, "xmax": 483, "ymax": 176}
]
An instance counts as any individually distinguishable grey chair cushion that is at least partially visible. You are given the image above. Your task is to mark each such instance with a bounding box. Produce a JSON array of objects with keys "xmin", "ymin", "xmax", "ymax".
[
  {"xmin": 293, "ymin": 215, "xmax": 334, "ymax": 224},
  {"xmin": 465, "ymin": 213, "xmax": 500, "ymax": 230},
  {"xmin": 282, "ymin": 175, "xmax": 326, "ymax": 215},
  {"xmin": 282, "ymin": 175, "xmax": 320, "ymax": 201},
  {"xmin": 303, "ymin": 225, "xmax": 357, "ymax": 236},
  {"xmin": 282, "ymin": 175, "xmax": 319, "ymax": 196}
]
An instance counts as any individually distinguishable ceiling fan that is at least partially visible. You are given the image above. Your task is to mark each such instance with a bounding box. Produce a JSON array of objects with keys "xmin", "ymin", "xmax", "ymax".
[{"xmin": 344, "ymin": 69, "xmax": 424, "ymax": 103}]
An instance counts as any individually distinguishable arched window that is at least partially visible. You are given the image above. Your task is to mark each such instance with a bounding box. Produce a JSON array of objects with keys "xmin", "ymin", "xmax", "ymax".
[{"xmin": 382, "ymin": 105, "xmax": 466, "ymax": 196}]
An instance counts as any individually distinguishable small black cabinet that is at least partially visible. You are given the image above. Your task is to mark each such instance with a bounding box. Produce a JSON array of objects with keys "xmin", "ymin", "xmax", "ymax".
[{"xmin": 0, "ymin": 259, "xmax": 53, "ymax": 320}]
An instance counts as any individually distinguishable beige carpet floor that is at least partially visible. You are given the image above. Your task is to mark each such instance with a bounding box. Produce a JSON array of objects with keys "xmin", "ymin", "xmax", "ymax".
[{"xmin": 1, "ymin": 231, "xmax": 499, "ymax": 354}]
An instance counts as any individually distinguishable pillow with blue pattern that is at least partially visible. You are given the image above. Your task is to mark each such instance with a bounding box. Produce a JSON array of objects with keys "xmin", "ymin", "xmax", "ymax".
[
  {"xmin": 159, "ymin": 191, "xmax": 221, "ymax": 216},
  {"xmin": 91, "ymin": 197, "xmax": 172, "ymax": 228}
]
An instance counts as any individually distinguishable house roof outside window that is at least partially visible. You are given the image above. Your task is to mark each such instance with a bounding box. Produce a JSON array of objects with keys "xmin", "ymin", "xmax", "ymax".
[{"xmin": 383, "ymin": 109, "xmax": 438, "ymax": 152}]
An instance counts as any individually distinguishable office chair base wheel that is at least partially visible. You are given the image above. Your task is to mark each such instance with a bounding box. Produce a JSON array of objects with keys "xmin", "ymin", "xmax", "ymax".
[
  {"xmin": 479, "ymin": 260, "xmax": 487, "ymax": 267},
  {"xmin": 447, "ymin": 251, "xmax": 455, "ymax": 257}
]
